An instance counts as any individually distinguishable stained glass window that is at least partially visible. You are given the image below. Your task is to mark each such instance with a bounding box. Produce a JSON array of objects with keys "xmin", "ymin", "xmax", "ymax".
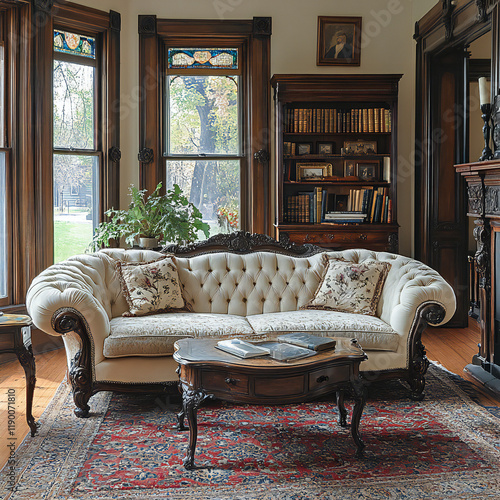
[
  {"xmin": 168, "ymin": 48, "xmax": 238, "ymax": 69},
  {"xmin": 53, "ymin": 30, "xmax": 96, "ymax": 59}
]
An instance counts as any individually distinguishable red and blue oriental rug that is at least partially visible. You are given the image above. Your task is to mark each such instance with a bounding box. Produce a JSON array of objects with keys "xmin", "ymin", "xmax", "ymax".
[{"xmin": 1, "ymin": 364, "xmax": 499, "ymax": 499}]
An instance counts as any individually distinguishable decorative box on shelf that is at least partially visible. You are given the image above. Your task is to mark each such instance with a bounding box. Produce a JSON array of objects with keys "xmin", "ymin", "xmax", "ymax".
[{"xmin": 271, "ymin": 74, "xmax": 401, "ymax": 252}]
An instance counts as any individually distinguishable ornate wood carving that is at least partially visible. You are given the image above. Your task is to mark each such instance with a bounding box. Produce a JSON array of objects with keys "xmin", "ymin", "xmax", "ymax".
[
  {"xmin": 164, "ymin": 231, "xmax": 323, "ymax": 257},
  {"xmin": 468, "ymin": 184, "xmax": 483, "ymax": 214},
  {"xmin": 110, "ymin": 10, "xmax": 121, "ymax": 32},
  {"xmin": 407, "ymin": 302, "xmax": 446, "ymax": 400},
  {"xmin": 442, "ymin": 0, "xmax": 457, "ymax": 40},
  {"xmin": 476, "ymin": 0, "xmax": 487, "ymax": 21},
  {"xmin": 52, "ymin": 308, "xmax": 94, "ymax": 417},
  {"xmin": 138, "ymin": 15, "xmax": 157, "ymax": 35},
  {"xmin": 388, "ymin": 233, "xmax": 398, "ymax": 253},
  {"xmin": 485, "ymin": 185, "xmax": 500, "ymax": 215},
  {"xmin": 34, "ymin": 0, "xmax": 53, "ymax": 13},
  {"xmin": 252, "ymin": 17, "xmax": 272, "ymax": 37},
  {"xmin": 253, "ymin": 149, "xmax": 269, "ymax": 165},
  {"xmin": 474, "ymin": 222, "xmax": 491, "ymax": 290},
  {"xmin": 108, "ymin": 146, "xmax": 121, "ymax": 163},
  {"xmin": 138, "ymin": 147, "xmax": 154, "ymax": 164}
]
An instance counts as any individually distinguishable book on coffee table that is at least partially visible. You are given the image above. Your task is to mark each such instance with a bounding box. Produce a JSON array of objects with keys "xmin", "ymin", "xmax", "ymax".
[
  {"xmin": 216, "ymin": 339, "xmax": 271, "ymax": 358},
  {"xmin": 277, "ymin": 333, "xmax": 336, "ymax": 352},
  {"xmin": 258, "ymin": 342, "xmax": 317, "ymax": 362}
]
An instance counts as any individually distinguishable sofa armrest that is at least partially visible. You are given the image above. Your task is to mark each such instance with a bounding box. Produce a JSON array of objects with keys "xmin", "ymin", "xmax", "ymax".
[
  {"xmin": 26, "ymin": 256, "xmax": 112, "ymax": 366},
  {"xmin": 388, "ymin": 272, "xmax": 456, "ymax": 336}
]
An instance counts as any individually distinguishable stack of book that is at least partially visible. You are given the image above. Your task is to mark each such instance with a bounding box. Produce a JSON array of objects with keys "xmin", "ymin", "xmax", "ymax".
[
  {"xmin": 216, "ymin": 333, "xmax": 337, "ymax": 362},
  {"xmin": 285, "ymin": 107, "xmax": 392, "ymax": 134},
  {"xmin": 323, "ymin": 211, "xmax": 366, "ymax": 223}
]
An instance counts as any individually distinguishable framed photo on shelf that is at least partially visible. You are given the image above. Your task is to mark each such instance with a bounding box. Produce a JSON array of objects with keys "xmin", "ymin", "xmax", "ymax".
[
  {"xmin": 296, "ymin": 142, "xmax": 312, "ymax": 155},
  {"xmin": 343, "ymin": 140, "xmax": 377, "ymax": 155},
  {"xmin": 335, "ymin": 194, "xmax": 349, "ymax": 211},
  {"xmin": 356, "ymin": 160, "xmax": 379, "ymax": 181},
  {"xmin": 296, "ymin": 162, "xmax": 332, "ymax": 181},
  {"xmin": 317, "ymin": 142, "xmax": 334, "ymax": 155},
  {"xmin": 343, "ymin": 160, "xmax": 356, "ymax": 177},
  {"xmin": 317, "ymin": 16, "xmax": 362, "ymax": 67}
]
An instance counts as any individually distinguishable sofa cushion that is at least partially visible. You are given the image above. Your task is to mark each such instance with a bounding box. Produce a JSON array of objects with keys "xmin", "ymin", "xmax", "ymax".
[
  {"xmin": 246, "ymin": 310, "xmax": 400, "ymax": 352},
  {"xmin": 117, "ymin": 257, "xmax": 187, "ymax": 317},
  {"xmin": 301, "ymin": 256, "xmax": 390, "ymax": 316},
  {"xmin": 104, "ymin": 313, "xmax": 255, "ymax": 357}
]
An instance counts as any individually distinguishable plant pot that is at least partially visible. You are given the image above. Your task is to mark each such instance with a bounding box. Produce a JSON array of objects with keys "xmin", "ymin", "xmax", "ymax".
[{"xmin": 139, "ymin": 237, "xmax": 159, "ymax": 249}]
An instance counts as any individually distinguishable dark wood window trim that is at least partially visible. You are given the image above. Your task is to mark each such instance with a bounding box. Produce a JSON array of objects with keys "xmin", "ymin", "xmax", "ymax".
[
  {"xmin": 138, "ymin": 16, "xmax": 271, "ymax": 235},
  {"xmin": 0, "ymin": 1, "xmax": 120, "ymax": 309},
  {"xmin": 33, "ymin": 1, "xmax": 120, "ymax": 275}
]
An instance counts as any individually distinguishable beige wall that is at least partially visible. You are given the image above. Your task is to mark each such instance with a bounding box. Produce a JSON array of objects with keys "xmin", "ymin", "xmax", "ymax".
[{"xmin": 77, "ymin": 0, "xmax": 438, "ymax": 256}]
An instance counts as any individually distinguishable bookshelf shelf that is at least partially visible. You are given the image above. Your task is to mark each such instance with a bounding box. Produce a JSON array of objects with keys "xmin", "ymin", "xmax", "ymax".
[
  {"xmin": 284, "ymin": 181, "xmax": 391, "ymax": 187},
  {"xmin": 284, "ymin": 154, "xmax": 390, "ymax": 160},
  {"xmin": 271, "ymin": 74, "xmax": 402, "ymax": 253},
  {"xmin": 283, "ymin": 132, "xmax": 392, "ymax": 137}
]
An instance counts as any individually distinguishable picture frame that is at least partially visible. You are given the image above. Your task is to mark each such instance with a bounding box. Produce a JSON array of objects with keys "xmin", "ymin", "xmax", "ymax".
[
  {"xmin": 343, "ymin": 160, "xmax": 357, "ymax": 177},
  {"xmin": 70, "ymin": 185, "xmax": 79, "ymax": 195},
  {"xmin": 317, "ymin": 16, "xmax": 362, "ymax": 67},
  {"xmin": 317, "ymin": 142, "xmax": 334, "ymax": 155},
  {"xmin": 335, "ymin": 194, "xmax": 349, "ymax": 211},
  {"xmin": 343, "ymin": 140, "xmax": 377, "ymax": 155},
  {"xmin": 296, "ymin": 162, "xmax": 332, "ymax": 181},
  {"xmin": 296, "ymin": 142, "xmax": 313, "ymax": 155},
  {"xmin": 356, "ymin": 160, "xmax": 380, "ymax": 181}
]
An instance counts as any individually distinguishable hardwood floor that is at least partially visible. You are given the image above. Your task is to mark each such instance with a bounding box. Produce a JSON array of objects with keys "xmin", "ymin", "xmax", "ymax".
[{"xmin": 0, "ymin": 321, "xmax": 498, "ymax": 470}]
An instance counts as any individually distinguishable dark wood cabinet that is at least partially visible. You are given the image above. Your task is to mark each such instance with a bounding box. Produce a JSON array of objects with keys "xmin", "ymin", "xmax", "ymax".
[
  {"xmin": 456, "ymin": 160, "xmax": 500, "ymax": 395},
  {"xmin": 271, "ymin": 74, "xmax": 401, "ymax": 252}
]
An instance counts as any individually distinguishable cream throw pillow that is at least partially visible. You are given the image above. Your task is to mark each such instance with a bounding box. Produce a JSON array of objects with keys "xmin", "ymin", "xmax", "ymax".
[
  {"xmin": 117, "ymin": 257, "xmax": 188, "ymax": 317},
  {"xmin": 301, "ymin": 255, "xmax": 391, "ymax": 316}
]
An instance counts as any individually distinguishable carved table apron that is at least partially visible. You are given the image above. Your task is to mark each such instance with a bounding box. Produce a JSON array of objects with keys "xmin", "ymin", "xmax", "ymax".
[{"xmin": 173, "ymin": 337, "xmax": 367, "ymax": 469}]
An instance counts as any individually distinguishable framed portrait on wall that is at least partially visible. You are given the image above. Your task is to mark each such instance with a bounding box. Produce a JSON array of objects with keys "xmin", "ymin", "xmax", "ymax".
[{"xmin": 317, "ymin": 16, "xmax": 362, "ymax": 66}]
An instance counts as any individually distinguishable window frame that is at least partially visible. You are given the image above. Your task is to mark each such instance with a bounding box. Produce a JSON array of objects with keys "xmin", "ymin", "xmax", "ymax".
[
  {"xmin": 138, "ymin": 17, "xmax": 271, "ymax": 234},
  {"xmin": 34, "ymin": 2, "xmax": 121, "ymax": 272}
]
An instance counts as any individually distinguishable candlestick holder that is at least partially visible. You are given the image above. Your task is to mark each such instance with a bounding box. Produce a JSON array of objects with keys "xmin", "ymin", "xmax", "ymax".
[{"xmin": 480, "ymin": 103, "xmax": 493, "ymax": 161}]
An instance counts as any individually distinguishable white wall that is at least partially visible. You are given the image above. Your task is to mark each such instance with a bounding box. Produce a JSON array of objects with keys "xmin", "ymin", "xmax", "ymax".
[{"xmin": 78, "ymin": 0, "xmax": 439, "ymax": 256}]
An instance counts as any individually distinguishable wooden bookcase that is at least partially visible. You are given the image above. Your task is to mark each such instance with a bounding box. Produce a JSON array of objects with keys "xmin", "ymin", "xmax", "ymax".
[{"xmin": 271, "ymin": 74, "xmax": 402, "ymax": 252}]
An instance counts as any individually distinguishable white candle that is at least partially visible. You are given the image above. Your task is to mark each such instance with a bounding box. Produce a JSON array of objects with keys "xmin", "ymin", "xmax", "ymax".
[{"xmin": 479, "ymin": 77, "xmax": 490, "ymax": 106}]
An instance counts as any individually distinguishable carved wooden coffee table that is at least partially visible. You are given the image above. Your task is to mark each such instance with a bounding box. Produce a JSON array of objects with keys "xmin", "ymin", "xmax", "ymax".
[{"xmin": 173, "ymin": 337, "xmax": 367, "ymax": 469}]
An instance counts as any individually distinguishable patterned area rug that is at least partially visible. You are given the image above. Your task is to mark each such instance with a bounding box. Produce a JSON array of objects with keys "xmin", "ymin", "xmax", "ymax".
[{"xmin": 1, "ymin": 364, "xmax": 499, "ymax": 499}]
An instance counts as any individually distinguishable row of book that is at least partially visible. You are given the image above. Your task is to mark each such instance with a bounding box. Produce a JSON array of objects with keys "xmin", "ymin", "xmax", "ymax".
[
  {"xmin": 284, "ymin": 187, "xmax": 392, "ymax": 224},
  {"xmin": 285, "ymin": 108, "xmax": 392, "ymax": 134},
  {"xmin": 346, "ymin": 187, "xmax": 392, "ymax": 224}
]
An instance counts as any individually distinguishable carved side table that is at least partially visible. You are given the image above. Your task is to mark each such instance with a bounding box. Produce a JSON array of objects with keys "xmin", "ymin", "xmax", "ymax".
[{"xmin": 0, "ymin": 314, "xmax": 38, "ymax": 436}]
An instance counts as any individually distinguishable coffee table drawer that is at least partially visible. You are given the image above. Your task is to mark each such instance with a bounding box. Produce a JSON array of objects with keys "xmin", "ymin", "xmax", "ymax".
[
  {"xmin": 254, "ymin": 375, "xmax": 305, "ymax": 397},
  {"xmin": 201, "ymin": 370, "xmax": 249, "ymax": 395},
  {"xmin": 309, "ymin": 365, "xmax": 350, "ymax": 390}
]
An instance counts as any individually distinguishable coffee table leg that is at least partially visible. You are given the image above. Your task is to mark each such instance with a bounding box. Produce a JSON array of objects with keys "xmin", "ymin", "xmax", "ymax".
[
  {"xmin": 180, "ymin": 387, "xmax": 211, "ymax": 469},
  {"xmin": 351, "ymin": 378, "xmax": 366, "ymax": 458},
  {"xmin": 336, "ymin": 390, "xmax": 348, "ymax": 427}
]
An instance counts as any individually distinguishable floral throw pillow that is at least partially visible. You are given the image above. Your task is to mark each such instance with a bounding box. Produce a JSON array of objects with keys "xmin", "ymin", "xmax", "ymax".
[
  {"xmin": 117, "ymin": 257, "xmax": 188, "ymax": 317},
  {"xmin": 301, "ymin": 255, "xmax": 391, "ymax": 316}
]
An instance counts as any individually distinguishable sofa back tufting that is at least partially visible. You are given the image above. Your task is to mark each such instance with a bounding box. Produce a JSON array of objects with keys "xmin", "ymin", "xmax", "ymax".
[{"xmin": 98, "ymin": 248, "xmax": 454, "ymax": 332}]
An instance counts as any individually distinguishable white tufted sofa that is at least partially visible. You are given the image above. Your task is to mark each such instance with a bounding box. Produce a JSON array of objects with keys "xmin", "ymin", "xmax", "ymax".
[{"xmin": 26, "ymin": 232, "xmax": 456, "ymax": 416}]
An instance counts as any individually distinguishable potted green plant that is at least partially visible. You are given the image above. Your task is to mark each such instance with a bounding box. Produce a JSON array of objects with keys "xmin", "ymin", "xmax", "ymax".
[{"xmin": 88, "ymin": 182, "xmax": 210, "ymax": 251}]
